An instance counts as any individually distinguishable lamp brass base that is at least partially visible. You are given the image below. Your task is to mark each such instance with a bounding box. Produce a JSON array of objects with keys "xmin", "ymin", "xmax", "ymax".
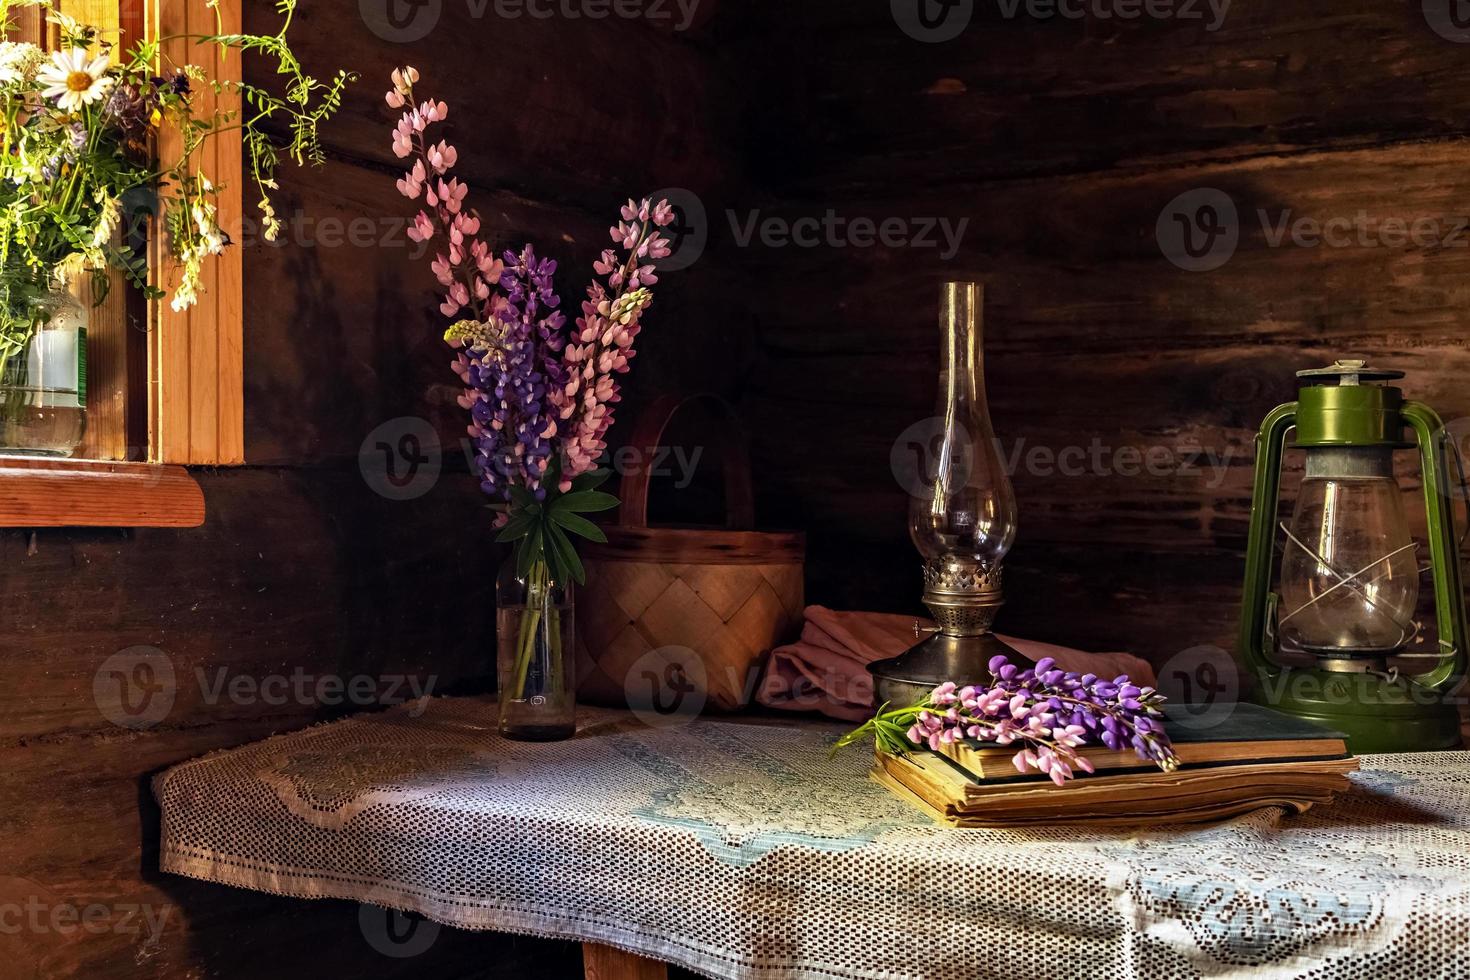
[{"xmin": 868, "ymin": 631, "xmax": 1031, "ymax": 708}]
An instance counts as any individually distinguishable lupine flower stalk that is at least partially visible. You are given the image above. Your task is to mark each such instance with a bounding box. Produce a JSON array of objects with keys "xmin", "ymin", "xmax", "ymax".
[
  {"xmin": 388, "ymin": 66, "xmax": 531, "ymax": 503},
  {"xmin": 493, "ymin": 244, "xmax": 565, "ymax": 498},
  {"xmin": 553, "ymin": 198, "xmax": 675, "ymax": 484},
  {"xmin": 835, "ymin": 656, "xmax": 1177, "ymax": 786}
]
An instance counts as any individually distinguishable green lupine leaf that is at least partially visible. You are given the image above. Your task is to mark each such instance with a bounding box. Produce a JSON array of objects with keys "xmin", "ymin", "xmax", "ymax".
[
  {"xmin": 553, "ymin": 491, "xmax": 620, "ymax": 514},
  {"xmin": 545, "ymin": 523, "xmax": 586, "ymax": 586},
  {"xmin": 537, "ymin": 519, "xmax": 566, "ymax": 585},
  {"xmin": 495, "ymin": 514, "xmax": 536, "ymax": 542},
  {"xmin": 517, "ymin": 527, "xmax": 543, "ymax": 579},
  {"xmin": 550, "ymin": 509, "xmax": 608, "ymax": 544},
  {"xmin": 541, "ymin": 544, "xmax": 566, "ymax": 589},
  {"xmin": 571, "ymin": 469, "xmax": 611, "ymax": 492}
]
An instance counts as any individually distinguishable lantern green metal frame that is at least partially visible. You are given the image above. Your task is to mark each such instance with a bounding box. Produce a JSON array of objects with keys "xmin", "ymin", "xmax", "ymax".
[{"xmin": 1238, "ymin": 381, "xmax": 1469, "ymax": 753}]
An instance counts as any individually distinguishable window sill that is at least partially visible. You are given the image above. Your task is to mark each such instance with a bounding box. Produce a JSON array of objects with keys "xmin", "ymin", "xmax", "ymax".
[{"xmin": 0, "ymin": 458, "xmax": 205, "ymax": 528}]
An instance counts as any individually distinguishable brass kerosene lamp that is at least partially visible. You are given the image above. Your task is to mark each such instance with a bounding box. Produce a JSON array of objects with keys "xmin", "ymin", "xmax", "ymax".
[
  {"xmin": 869, "ymin": 281, "xmax": 1025, "ymax": 707},
  {"xmin": 1239, "ymin": 360, "xmax": 1468, "ymax": 752}
]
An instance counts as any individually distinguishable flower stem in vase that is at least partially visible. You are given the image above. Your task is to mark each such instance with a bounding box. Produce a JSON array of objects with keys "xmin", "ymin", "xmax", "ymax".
[{"xmin": 512, "ymin": 559, "xmax": 548, "ymax": 699}]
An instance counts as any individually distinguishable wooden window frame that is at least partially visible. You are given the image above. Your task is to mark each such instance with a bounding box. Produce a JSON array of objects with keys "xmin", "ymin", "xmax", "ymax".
[{"xmin": 0, "ymin": 0, "xmax": 244, "ymax": 528}]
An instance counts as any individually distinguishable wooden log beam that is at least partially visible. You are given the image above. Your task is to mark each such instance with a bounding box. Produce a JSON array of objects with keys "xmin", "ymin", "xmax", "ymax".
[
  {"xmin": 0, "ymin": 460, "xmax": 204, "ymax": 528},
  {"xmin": 582, "ymin": 943, "xmax": 669, "ymax": 980}
]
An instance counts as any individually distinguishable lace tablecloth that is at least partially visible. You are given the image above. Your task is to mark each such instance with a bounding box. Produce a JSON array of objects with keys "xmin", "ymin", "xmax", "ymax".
[{"xmin": 155, "ymin": 696, "xmax": 1470, "ymax": 980}]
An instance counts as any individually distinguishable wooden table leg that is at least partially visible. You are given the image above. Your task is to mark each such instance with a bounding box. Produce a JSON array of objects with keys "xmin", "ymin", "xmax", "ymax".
[{"xmin": 582, "ymin": 941, "xmax": 669, "ymax": 980}]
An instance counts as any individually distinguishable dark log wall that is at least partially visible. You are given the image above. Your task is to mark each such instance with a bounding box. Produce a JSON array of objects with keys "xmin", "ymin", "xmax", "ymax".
[
  {"xmin": 720, "ymin": 0, "xmax": 1470, "ymax": 681},
  {"xmin": 1, "ymin": 1, "xmax": 733, "ymax": 976}
]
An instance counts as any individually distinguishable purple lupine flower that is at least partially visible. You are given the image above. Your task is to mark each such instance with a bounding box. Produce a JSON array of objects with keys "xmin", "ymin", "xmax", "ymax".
[
  {"xmin": 493, "ymin": 245, "xmax": 566, "ymax": 498},
  {"xmin": 890, "ymin": 656, "xmax": 1177, "ymax": 785}
]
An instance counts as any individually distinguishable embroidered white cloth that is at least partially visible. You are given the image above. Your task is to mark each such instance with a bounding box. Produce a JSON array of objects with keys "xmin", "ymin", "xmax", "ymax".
[{"xmin": 155, "ymin": 697, "xmax": 1470, "ymax": 980}]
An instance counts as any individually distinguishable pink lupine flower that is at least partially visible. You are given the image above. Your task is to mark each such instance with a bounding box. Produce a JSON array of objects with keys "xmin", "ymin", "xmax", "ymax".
[
  {"xmin": 1054, "ymin": 724, "xmax": 1088, "ymax": 749},
  {"xmin": 437, "ymin": 178, "xmax": 468, "ymax": 214},
  {"xmin": 407, "ymin": 212, "xmax": 434, "ymax": 243},
  {"xmin": 386, "ymin": 67, "xmax": 417, "ymax": 108},
  {"xmin": 472, "ymin": 242, "xmax": 503, "ymax": 281},
  {"xmin": 611, "ymin": 220, "xmax": 639, "ymax": 250},
  {"xmin": 392, "ymin": 120, "xmax": 414, "ymax": 159},
  {"xmin": 454, "ymin": 212, "xmax": 480, "ymax": 236},
  {"xmin": 396, "ymin": 160, "xmax": 426, "ymax": 199},
  {"xmin": 391, "ymin": 66, "xmax": 419, "ymax": 93},
  {"xmin": 425, "ymin": 140, "xmax": 457, "ymax": 174}
]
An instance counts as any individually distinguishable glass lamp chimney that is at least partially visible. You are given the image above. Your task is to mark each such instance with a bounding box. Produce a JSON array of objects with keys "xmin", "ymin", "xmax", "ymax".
[
  {"xmin": 869, "ymin": 281, "xmax": 1026, "ymax": 707},
  {"xmin": 907, "ymin": 280, "xmax": 1017, "ymax": 571},
  {"xmin": 1277, "ymin": 445, "xmax": 1419, "ymax": 659}
]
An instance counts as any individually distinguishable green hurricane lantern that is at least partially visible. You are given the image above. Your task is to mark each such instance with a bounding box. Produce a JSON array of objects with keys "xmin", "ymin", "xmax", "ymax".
[{"xmin": 1239, "ymin": 360, "xmax": 1468, "ymax": 753}]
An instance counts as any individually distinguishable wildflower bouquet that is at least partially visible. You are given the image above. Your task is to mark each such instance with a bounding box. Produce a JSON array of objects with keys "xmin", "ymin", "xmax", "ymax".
[
  {"xmin": 386, "ymin": 66, "xmax": 677, "ymax": 722},
  {"xmin": 836, "ymin": 655, "xmax": 1178, "ymax": 785},
  {"xmin": 0, "ymin": 0, "xmax": 352, "ymax": 372}
]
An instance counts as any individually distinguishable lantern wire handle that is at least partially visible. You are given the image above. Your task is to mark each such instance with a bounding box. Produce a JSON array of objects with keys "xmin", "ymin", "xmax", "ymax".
[{"xmin": 1276, "ymin": 524, "xmax": 1419, "ymax": 648}]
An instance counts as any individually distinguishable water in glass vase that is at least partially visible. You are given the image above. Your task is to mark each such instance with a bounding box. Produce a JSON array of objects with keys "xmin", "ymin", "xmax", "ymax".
[
  {"xmin": 0, "ymin": 288, "xmax": 87, "ymax": 457},
  {"xmin": 496, "ymin": 558, "xmax": 576, "ymax": 740}
]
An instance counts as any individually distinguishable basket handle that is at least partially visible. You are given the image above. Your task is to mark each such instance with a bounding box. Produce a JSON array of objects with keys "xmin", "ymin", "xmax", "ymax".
[{"xmin": 617, "ymin": 393, "xmax": 755, "ymax": 530}]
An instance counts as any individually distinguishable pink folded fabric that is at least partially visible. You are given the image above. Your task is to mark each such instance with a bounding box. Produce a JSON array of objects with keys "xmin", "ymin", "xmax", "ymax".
[{"xmin": 756, "ymin": 606, "xmax": 1158, "ymax": 722}]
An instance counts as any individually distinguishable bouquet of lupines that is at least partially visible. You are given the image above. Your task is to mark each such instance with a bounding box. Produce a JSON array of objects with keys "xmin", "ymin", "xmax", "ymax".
[
  {"xmin": 0, "ymin": 0, "xmax": 351, "ymax": 369},
  {"xmin": 836, "ymin": 655, "xmax": 1178, "ymax": 785},
  {"xmin": 386, "ymin": 66, "xmax": 677, "ymax": 701},
  {"xmin": 387, "ymin": 65, "xmax": 675, "ymax": 586}
]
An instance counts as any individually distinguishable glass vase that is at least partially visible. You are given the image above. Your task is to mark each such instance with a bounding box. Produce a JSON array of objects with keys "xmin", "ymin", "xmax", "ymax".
[
  {"xmin": 496, "ymin": 556, "xmax": 576, "ymax": 740},
  {"xmin": 0, "ymin": 285, "xmax": 87, "ymax": 457}
]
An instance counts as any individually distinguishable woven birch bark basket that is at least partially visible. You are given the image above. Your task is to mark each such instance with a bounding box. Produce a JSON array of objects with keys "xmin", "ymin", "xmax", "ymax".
[{"xmin": 575, "ymin": 394, "xmax": 805, "ymax": 712}]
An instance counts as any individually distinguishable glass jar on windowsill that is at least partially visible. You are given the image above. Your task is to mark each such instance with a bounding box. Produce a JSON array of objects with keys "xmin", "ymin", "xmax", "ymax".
[{"xmin": 0, "ymin": 280, "xmax": 87, "ymax": 458}]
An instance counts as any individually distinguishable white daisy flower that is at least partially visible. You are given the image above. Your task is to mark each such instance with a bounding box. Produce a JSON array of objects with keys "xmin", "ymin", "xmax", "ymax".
[{"xmin": 37, "ymin": 47, "xmax": 113, "ymax": 112}]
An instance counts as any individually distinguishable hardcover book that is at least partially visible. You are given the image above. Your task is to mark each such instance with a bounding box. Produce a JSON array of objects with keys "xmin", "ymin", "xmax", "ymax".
[{"xmin": 871, "ymin": 704, "xmax": 1358, "ymax": 827}]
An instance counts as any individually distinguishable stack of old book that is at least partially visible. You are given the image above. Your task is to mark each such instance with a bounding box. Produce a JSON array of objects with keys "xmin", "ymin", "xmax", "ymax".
[{"xmin": 871, "ymin": 703, "xmax": 1358, "ymax": 827}]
